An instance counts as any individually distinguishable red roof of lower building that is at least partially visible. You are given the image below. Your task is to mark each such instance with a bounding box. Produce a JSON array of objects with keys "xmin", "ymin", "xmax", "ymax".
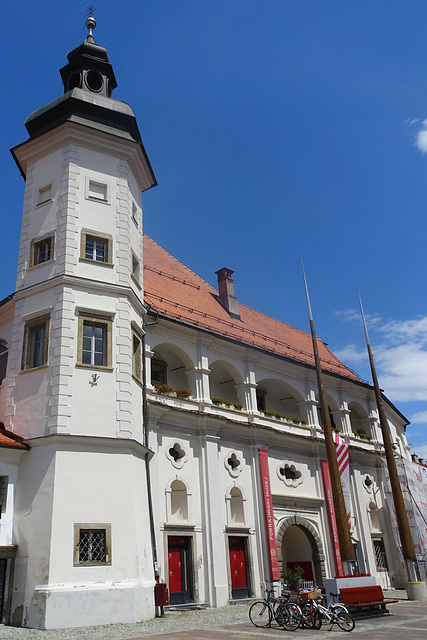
[
  {"xmin": 143, "ymin": 235, "xmax": 360, "ymax": 382},
  {"xmin": 0, "ymin": 424, "xmax": 29, "ymax": 450}
]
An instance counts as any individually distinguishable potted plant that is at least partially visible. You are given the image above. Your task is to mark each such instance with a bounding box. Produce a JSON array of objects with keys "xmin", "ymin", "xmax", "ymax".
[{"xmin": 282, "ymin": 565, "xmax": 304, "ymax": 591}]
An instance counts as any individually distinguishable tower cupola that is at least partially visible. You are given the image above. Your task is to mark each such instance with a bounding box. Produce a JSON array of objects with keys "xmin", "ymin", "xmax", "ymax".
[{"xmin": 60, "ymin": 17, "xmax": 117, "ymax": 98}]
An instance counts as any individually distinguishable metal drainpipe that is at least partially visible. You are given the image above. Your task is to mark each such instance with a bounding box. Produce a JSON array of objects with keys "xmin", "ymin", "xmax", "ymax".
[{"xmin": 142, "ymin": 321, "xmax": 160, "ymax": 582}]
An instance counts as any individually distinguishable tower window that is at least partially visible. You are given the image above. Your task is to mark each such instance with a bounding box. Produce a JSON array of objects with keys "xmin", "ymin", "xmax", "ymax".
[
  {"xmin": 132, "ymin": 202, "xmax": 138, "ymax": 226},
  {"xmin": 74, "ymin": 524, "xmax": 111, "ymax": 566},
  {"xmin": 37, "ymin": 184, "xmax": 52, "ymax": 206},
  {"xmin": 131, "ymin": 253, "xmax": 140, "ymax": 285},
  {"xmin": 87, "ymin": 180, "xmax": 108, "ymax": 202},
  {"xmin": 80, "ymin": 230, "xmax": 113, "ymax": 266},
  {"xmin": 77, "ymin": 314, "xmax": 112, "ymax": 370},
  {"xmin": 0, "ymin": 340, "xmax": 8, "ymax": 385},
  {"xmin": 85, "ymin": 70, "xmax": 103, "ymax": 93},
  {"xmin": 30, "ymin": 235, "xmax": 54, "ymax": 267},
  {"xmin": 22, "ymin": 316, "xmax": 50, "ymax": 371},
  {"xmin": 132, "ymin": 333, "xmax": 142, "ymax": 381}
]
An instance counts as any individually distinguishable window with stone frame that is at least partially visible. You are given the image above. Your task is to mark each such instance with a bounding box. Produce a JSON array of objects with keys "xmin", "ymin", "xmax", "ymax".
[
  {"xmin": 21, "ymin": 316, "xmax": 50, "ymax": 371},
  {"xmin": 30, "ymin": 235, "xmax": 54, "ymax": 267},
  {"xmin": 77, "ymin": 314, "xmax": 112, "ymax": 369},
  {"xmin": 80, "ymin": 229, "xmax": 113, "ymax": 265},
  {"xmin": 0, "ymin": 340, "xmax": 8, "ymax": 384},
  {"xmin": 0, "ymin": 476, "xmax": 8, "ymax": 517},
  {"xmin": 373, "ymin": 538, "xmax": 388, "ymax": 570},
  {"xmin": 74, "ymin": 524, "xmax": 111, "ymax": 566},
  {"xmin": 132, "ymin": 332, "xmax": 142, "ymax": 381}
]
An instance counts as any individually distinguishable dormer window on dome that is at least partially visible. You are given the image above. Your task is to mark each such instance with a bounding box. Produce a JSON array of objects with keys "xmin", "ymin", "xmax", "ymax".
[{"xmin": 59, "ymin": 17, "xmax": 117, "ymax": 98}]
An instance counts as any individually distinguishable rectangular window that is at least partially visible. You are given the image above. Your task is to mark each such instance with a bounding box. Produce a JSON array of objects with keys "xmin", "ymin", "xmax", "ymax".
[
  {"xmin": 88, "ymin": 180, "xmax": 108, "ymax": 202},
  {"xmin": 37, "ymin": 184, "xmax": 52, "ymax": 206},
  {"xmin": 373, "ymin": 539, "xmax": 388, "ymax": 570},
  {"xmin": 0, "ymin": 476, "xmax": 8, "ymax": 517},
  {"xmin": 80, "ymin": 230, "xmax": 113, "ymax": 265},
  {"xmin": 22, "ymin": 316, "xmax": 49, "ymax": 371},
  {"xmin": 30, "ymin": 236, "xmax": 54, "ymax": 267},
  {"xmin": 151, "ymin": 359, "xmax": 167, "ymax": 385},
  {"xmin": 77, "ymin": 315, "xmax": 112, "ymax": 369},
  {"xmin": 131, "ymin": 253, "xmax": 140, "ymax": 284},
  {"xmin": 132, "ymin": 202, "xmax": 138, "ymax": 226},
  {"xmin": 132, "ymin": 333, "xmax": 142, "ymax": 381},
  {"xmin": 74, "ymin": 524, "xmax": 111, "ymax": 566}
]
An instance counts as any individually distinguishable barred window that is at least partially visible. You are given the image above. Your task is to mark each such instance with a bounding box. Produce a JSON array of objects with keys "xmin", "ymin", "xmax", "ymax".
[
  {"xmin": 373, "ymin": 539, "xmax": 388, "ymax": 570},
  {"xmin": 74, "ymin": 524, "xmax": 111, "ymax": 566}
]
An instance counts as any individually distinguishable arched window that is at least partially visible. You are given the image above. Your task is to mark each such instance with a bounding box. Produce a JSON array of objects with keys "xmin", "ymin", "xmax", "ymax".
[
  {"xmin": 369, "ymin": 502, "xmax": 380, "ymax": 531},
  {"xmin": 230, "ymin": 487, "xmax": 244, "ymax": 524},
  {"xmin": 170, "ymin": 480, "xmax": 188, "ymax": 521}
]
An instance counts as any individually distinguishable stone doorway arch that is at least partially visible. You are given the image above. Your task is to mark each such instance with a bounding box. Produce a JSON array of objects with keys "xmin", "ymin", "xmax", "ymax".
[{"xmin": 277, "ymin": 515, "xmax": 325, "ymax": 587}]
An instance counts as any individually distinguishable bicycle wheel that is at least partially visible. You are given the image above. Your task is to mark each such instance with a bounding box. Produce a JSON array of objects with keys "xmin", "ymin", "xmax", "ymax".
[
  {"xmin": 249, "ymin": 601, "xmax": 272, "ymax": 627},
  {"xmin": 281, "ymin": 602, "xmax": 302, "ymax": 631},
  {"xmin": 336, "ymin": 611, "xmax": 355, "ymax": 632},
  {"xmin": 301, "ymin": 601, "xmax": 316, "ymax": 628},
  {"xmin": 313, "ymin": 610, "xmax": 323, "ymax": 630}
]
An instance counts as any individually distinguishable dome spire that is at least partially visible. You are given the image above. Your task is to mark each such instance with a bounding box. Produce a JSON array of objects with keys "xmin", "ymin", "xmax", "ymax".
[{"xmin": 85, "ymin": 8, "xmax": 96, "ymax": 43}]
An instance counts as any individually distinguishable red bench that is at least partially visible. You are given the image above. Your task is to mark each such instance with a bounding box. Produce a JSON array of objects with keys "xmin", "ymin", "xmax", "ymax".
[{"xmin": 339, "ymin": 585, "xmax": 398, "ymax": 616}]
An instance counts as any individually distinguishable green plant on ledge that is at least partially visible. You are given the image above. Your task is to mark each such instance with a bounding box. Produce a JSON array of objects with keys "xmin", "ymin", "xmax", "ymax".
[
  {"xmin": 211, "ymin": 397, "xmax": 243, "ymax": 410},
  {"xmin": 282, "ymin": 565, "xmax": 304, "ymax": 590},
  {"xmin": 355, "ymin": 432, "xmax": 372, "ymax": 441},
  {"xmin": 261, "ymin": 410, "xmax": 307, "ymax": 425},
  {"xmin": 154, "ymin": 383, "xmax": 191, "ymax": 399}
]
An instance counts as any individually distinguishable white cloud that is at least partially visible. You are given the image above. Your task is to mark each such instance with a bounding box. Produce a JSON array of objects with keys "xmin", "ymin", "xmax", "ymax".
[
  {"xmin": 415, "ymin": 119, "xmax": 427, "ymax": 153},
  {"xmin": 410, "ymin": 411, "xmax": 427, "ymax": 424},
  {"xmin": 336, "ymin": 312, "xmax": 427, "ymax": 402}
]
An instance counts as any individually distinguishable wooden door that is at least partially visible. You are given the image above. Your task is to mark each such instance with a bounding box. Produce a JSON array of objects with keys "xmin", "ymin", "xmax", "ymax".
[
  {"xmin": 229, "ymin": 537, "xmax": 249, "ymax": 599},
  {"xmin": 168, "ymin": 536, "xmax": 192, "ymax": 604}
]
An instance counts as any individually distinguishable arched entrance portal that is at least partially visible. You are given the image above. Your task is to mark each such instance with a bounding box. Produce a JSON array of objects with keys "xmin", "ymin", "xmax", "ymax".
[{"xmin": 277, "ymin": 516, "xmax": 325, "ymax": 587}]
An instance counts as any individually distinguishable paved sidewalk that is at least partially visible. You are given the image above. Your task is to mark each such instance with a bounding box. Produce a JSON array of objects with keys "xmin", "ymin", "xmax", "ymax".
[{"xmin": 0, "ymin": 590, "xmax": 425, "ymax": 640}]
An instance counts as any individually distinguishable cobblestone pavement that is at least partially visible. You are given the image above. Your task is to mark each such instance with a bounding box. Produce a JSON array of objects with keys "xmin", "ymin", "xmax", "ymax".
[{"xmin": 0, "ymin": 590, "xmax": 422, "ymax": 640}]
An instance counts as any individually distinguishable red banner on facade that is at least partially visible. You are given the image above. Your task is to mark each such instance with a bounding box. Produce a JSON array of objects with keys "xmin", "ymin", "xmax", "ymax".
[
  {"xmin": 321, "ymin": 461, "xmax": 343, "ymax": 577},
  {"xmin": 259, "ymin": 449, "xmax": 281, "ymax": 581}
]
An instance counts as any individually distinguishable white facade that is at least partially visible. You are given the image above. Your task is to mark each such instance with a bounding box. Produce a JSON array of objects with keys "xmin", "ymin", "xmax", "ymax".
[{"xmin": 0, "ymin": 23, "xmax": 418, "ymax": 629}]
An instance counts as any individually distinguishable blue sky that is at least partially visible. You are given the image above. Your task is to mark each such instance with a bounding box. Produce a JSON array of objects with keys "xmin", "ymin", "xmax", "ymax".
[{"xmin": 1, "ymin": 1, "xmax": 427, "ymax": 457}]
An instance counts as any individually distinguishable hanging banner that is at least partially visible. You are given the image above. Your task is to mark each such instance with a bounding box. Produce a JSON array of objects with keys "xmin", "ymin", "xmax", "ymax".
[
  {"xmin": 321, "ymin": 460, "xmax": 343, "ymax": 577},
  {"xmin": 333, "ymin": 431, "xmax": 351, "ymax": 528},
  {"xmin": 259, "ymin": 449, "xmax": 281, "ymax": 581}
]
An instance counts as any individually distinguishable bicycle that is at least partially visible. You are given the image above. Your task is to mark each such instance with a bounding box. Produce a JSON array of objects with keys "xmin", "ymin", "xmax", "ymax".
[
  {"xmin": 301, "ymin": 594, "xmax": 355, "ymax": 632},
  {"xmin": 249, "ymin": 589, "xmax": 302, "ymax": 631}
]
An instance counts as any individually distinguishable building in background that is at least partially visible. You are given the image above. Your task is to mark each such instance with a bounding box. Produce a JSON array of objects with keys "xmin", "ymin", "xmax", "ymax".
[{"xmin": 0, "ymin": 19, "xmax": 420, "ymax": 629}]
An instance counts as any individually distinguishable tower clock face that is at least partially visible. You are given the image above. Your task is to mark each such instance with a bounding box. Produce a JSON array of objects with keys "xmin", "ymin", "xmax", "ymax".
[{"xmin": 85, "ymin": 70, "xmax": 103, "ymax": 92}]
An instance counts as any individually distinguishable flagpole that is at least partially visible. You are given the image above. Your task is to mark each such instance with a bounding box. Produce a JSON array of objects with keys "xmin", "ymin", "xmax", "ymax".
[
  {"xmin": 358, "ymin": 294, "xmax": 419, "ymax": 583},
  {"xmin": 302, "ymin": 266, "xmax": 355, "ymax": 571}
]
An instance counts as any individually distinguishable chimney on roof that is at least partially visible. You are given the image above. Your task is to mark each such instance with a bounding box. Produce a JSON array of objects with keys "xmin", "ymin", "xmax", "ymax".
[
  {"xmin": 215, "ymin": 267, "xmax": 240, "ymax": 320},
  {"xmin": 412, "ymin": 454, "xmax": 419, "ymax": 464}
]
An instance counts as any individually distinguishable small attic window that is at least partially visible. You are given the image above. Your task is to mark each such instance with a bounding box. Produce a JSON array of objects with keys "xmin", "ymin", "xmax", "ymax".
[
  {"xmin": 87, "ymin": 180, "xmax": 108, "ymax": 203},
  {"xmin": 37, "ymin": 184, "xmax": 52, "ymax": 206}
]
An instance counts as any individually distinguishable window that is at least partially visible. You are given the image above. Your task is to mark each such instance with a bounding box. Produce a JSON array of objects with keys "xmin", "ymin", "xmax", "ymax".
[
  {"xmin": 0, "ymin": 340, "xmax": 8, "ymax": 384},
  {"xmin": 151, "ymin": 358, "xmax": 167, "ymax": 385},
  {"xmin": 131, "ymin": 253, "xmax": 140, "ymax": 285},
  {"xmin": 132, "ymin": 202, "xmax": 138, "ymax": 226},
  {"xmin": 132, "ymin": 332, "xmax": 142, "ymax": 380},
  {"xmin": 37, "ymin": 184, "xmax": 52, "ymax": 206},
  {"xmin": 87, "ymin": 179, "xmax": 108, "ymax": 202},
  {"xmin": 77, "ymin": 315, "xmax": 112, "ymax": 369},
  {"xmin": 22, "ymin": 316, "xmax": 49, "ymax": 371},
  {"xmin": 30, "ymin": 235, "xmax": 54, "ymax": 267},
  {"xmin": 0, "ymin": 476, "xmax": 8, "ymax": 517},
  {"xmin": 80, "ymin": 230, "xmax": 113, "ymax": 265},
  {"xmin": 74, "ymin": 524, "xmax": 111, "ymax": 565},
  {"xmin": 170, "ymin": 480, "xmax": 188, "ymax": 521},
  {"xmin": 373, "ymin": 539, "xmax": 388, "ymax": 570}
]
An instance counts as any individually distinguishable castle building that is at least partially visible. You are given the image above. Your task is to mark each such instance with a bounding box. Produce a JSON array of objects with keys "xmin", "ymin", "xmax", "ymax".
[{"xmin": 0, "ymin": 19, "xmax": 421, "ymax": 629}]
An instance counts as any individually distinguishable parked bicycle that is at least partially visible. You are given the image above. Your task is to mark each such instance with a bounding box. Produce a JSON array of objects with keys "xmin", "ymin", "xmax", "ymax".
[
  {"xmin": 249, "ymin": 589, "xmax": 302, "ymax": 631},
  {"xmin": 301, "ymin": 593, "xmax": 355, "ymax": 631}
]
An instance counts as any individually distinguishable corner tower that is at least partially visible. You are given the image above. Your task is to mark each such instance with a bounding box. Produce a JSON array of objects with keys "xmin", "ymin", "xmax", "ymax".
[{"xmin": 7, "ymin": 19, "xmax": 157, "ymax": 629}]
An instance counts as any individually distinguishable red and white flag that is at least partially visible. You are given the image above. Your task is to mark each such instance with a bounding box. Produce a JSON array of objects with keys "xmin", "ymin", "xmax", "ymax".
[{"xmin": 333, "ymin": 431, "xmax": 351, "ymax": 528}]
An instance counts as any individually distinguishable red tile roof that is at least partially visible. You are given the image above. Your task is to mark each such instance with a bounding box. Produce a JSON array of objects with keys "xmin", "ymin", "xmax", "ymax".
[
  {"xmin": 143, "ymin": 235, "xmax": 361, "ymax": 382},
  {"xmin": 0, "ymin": 424, "xmax": 29, "ymax": 450}
]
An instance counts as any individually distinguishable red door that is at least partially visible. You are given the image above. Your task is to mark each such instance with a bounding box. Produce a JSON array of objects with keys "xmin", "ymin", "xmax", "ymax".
[
  {"xmin": 229, "ymin": 537, "xmax": 249, "ymax": 599},
  {"xmin": 168, "ymin": 536, "xmax": 192, "ymax": 604}
]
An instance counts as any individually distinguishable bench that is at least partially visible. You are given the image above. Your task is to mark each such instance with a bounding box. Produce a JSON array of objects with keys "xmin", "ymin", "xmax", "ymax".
[{"xmin": 339, "ymin": 585, "xmax": 398, "ymax": 616}]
